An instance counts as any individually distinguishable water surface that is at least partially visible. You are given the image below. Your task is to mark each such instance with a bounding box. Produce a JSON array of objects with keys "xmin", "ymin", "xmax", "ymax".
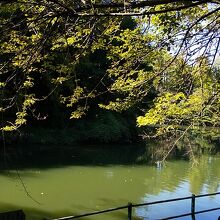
[{"xmin": 0, "ymin": 146, "xmax": 220, "ymax": 220}]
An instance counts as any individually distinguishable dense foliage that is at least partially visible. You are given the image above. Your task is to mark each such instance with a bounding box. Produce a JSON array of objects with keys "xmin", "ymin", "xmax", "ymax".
[{"xmin": 0, "ymin": 0, "xmax": 220, "ymax": 149}]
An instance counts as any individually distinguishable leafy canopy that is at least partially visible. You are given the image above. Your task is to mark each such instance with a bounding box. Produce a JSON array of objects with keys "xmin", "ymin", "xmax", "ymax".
[{"xmin": 0, "ymin": 0, "xmax": 219, "ymax": 140}]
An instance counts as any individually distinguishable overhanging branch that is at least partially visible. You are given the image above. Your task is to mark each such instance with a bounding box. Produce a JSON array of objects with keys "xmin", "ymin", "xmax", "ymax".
[{"xmin": 58, "ymin": 0, "xmax": 211, "ymax": 17}]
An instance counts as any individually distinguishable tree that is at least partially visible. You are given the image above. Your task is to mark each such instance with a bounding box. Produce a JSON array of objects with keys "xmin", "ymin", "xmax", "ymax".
[{"xmin": 0, "ymin": 0, "xmax": 220, "ymax": 149}]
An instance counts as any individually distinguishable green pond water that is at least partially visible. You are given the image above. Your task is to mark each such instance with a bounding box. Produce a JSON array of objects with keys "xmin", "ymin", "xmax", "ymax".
[{"xmin": 1, "ymin": 145, "xmax": 220, "ymax": 220}]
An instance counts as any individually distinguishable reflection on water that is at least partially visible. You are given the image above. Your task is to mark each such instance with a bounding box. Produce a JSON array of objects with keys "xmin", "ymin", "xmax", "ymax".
[{"xmin": 0, "ymin": 149, "xmax": 220, "ymax": 219}]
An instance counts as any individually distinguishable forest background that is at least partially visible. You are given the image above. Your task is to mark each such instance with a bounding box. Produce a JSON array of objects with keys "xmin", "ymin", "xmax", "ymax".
[{"xmin": 1, "ymin": 0, "xmax": 220, "ymax": 160}]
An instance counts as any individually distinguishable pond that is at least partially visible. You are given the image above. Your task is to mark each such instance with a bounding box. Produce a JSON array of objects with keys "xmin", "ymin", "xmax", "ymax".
[{"xmin": 0, "ymin": 145, "xmax": 220, "ymax": 220}]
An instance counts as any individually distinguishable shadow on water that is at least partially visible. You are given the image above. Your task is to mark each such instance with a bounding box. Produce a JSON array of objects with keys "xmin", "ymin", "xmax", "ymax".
[
  {"xmin": 1, "ymin": 129, "xmax": 220, "ymax": 170},
  {"xmin": 19, "ymin": 204, "xmax": 141, "ymax": 220},
  {"xmin": 0, "ymin": 201, "xmax": 124, "ymax": 220},
  {"xmin": 0, "ymin": 201, "xmax": 55, "ymax": 220},
  {"xmin": 73, "ymin": 211, "xmax": 143, "ymax": 220},
  {"xmin": 0, "ymin": 143, "xmax": 149, "ymax": 170}
]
